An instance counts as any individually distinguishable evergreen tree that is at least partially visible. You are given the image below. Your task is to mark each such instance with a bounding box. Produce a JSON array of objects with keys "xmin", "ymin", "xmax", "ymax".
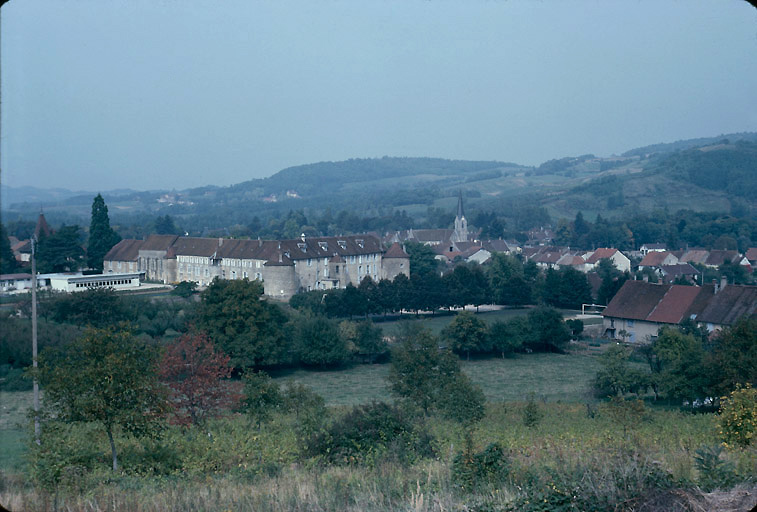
[
  {"xmin": 0, "ymin": 223, "xmax": 18, "ymax": 274},
  {"xmin": 87, "ymin": 194, "xmax": 121, "ymax": 272},
  {"xmin": 36, "ymin": 225, "xmax": 85, "ymax": 273}
]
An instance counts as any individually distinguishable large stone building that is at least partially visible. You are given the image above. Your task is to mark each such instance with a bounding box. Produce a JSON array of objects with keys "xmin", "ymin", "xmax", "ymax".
[{"xmin": 104, "ymin": 233, "xmax": 409, "ymax": 300}]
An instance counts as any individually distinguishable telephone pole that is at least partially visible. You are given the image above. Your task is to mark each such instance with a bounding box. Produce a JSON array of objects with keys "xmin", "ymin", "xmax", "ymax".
[{"xmin": 31, "ymin": 236, "xmax": 40, "ymax": 445}]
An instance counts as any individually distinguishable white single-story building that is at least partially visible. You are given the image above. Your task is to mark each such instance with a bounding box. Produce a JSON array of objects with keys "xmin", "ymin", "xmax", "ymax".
[{"xmin": 47, "ymin": 272, "xmax": 143, "ymax": 293}]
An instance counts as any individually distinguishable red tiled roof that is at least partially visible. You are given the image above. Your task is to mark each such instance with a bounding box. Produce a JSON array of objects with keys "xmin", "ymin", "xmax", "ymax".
[
  {"xmin": 141, "ymin": 234, "xmax": 179, "ymax": 251},
  {"xmin": 646, "ymin": 285, "xmax": 704, "ymax": 324},
  {"xmin": 639, "ymin": 251, "xmax": 674, "ymax": 267},
  {"xmin": 383, "ymin": 242, "xmax": 409, "ymax": 259},
  {"xmin": 697, "ymin": 285, "xmax": 757, "ymax": 326},
  {"xmin": 585, "ymin": 248, "xmax": 619, "ymax": 264},
  {"xmin": 705, "ymin": 250, "xmax": 739, "ymax": 267},
  {"xmin": 603, "ymin": 280, "xmax": 670, "ymax": 321},
  {"xmin": 104, "ymin": 239, "xmax": 144, "ymax": 262},
  {"xmin": 745, "ymin": 248, "xmax": 757, "ymax": 262}
]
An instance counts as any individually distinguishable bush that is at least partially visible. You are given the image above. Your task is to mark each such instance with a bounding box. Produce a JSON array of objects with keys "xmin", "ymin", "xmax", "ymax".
[
  {"xmin": 719, "ymin": 384, "xmax": 757, "ymax": 448},
  {"xmin": 693, "ymin": 444, "xmax": 737, "ymax": 491},
  {"xmin": 452, "ymin": 442, "xmax": 510, "ymax": 491},
  {"xmin": 522, "ymin": 393, "xmax": 543, "ymax": 428},
  {"xmin": 303, "ymin": 401, "xmax": 434, "ymax": 465},
  {"xmin": 0, "ymin": 365, "xmax": 31, "ymax": 391},
  {"xmin": 241, "ymin": 371, "xmax": 282, "ymax": 427}
]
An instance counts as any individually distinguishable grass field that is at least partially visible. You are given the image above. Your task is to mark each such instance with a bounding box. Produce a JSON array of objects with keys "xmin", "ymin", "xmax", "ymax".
[
  {"xmin": 271, "ymin": 352, "xmax": 601, "ymax": 406},
  {"xmin": 0, "ymin": 391, "xmax": 32, "ymax": 475}
]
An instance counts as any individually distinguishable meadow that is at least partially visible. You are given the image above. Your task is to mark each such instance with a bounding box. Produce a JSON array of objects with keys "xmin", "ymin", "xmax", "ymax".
[{"xmin": 2, "ymin": 347, "xmax": 755, "ymax": 511}]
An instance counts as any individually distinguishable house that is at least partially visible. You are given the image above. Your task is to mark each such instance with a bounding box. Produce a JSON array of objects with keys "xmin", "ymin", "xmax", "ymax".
[
  {"xmin": 658, "ymin": 263, "xmax": 700, "ymax": 284},
  {"xmin": 584, "ymin": 248, "xmax": 631, "ymax": 273},
  {"xmin": 602, "ymin": 278, "xmax": 756, "ymax": 342},
  {"xmin": 745, "ymin": 248, "xmax": 757, "ymax": 269},
  {"xmin": 0, "ymin": 273, "xmax": 36, "ymax": 292},
  {"xmin": 677, "ymin": 249, "xmax": 710, "ymax": 266},
  {"xmin": 638, "ymin": 251, "xmax": 679, "ymax": 270}
]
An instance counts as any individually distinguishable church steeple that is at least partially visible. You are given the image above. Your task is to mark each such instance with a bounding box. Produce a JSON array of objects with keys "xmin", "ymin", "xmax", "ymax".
[{"xmin": 453, "ymin": 191, "xmax": 468, "ymax": 243}]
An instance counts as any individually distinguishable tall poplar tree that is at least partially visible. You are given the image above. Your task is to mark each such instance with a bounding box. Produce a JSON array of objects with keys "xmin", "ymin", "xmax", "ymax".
[{"xmin": 87, "ymin": 194, "xmax": 121, "ymax": 272}]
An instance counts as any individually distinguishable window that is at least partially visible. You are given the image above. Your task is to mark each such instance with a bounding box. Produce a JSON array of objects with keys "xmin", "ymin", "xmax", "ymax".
[
  {"xmin": 627, "ymin": 320, "xmax": 634, "ymax": 327},
  {"xmin": 243, "ymin": 271, "xmax": 248, "ymax": 278},
  {"xmin": 308, "ymin": 258, "xmax": 312, "ymax": 266},
  {"xmin": 256, "ymin": 261, "xmax": 261, "ymax": 268}
]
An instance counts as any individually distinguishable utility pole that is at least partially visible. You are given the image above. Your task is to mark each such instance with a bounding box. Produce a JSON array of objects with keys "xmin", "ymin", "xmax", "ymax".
[{"xmin": 31, "ymin": 236, "xmax": 40, "ymax": 445}]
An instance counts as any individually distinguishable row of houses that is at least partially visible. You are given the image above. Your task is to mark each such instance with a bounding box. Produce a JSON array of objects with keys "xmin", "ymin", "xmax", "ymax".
[
  {"xmin": 104, "ymin": 234, "xmax": 410, "ymax": 300},
  {"xmin": 602, "ymin": 278, "xmax": 757, "ymax": 342}
]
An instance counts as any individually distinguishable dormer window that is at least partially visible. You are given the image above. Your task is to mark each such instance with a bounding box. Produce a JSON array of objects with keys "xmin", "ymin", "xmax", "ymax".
[
  {"xmin": 356, "ymin": 239, "xmax": 364, "ymax": 248},
  {"xmin": 338, "ymin": 240, "xmax": 347, "ymax": 250},
  {"xmin": 298, "ymin": 243, "xmax": 307, "ymax": 252},
  {"xmin": 319, "ymin": 242, "xmax": 328, "ymax": 251}
]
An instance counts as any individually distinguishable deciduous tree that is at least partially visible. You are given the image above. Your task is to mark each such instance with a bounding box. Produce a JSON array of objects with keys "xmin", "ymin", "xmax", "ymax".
[
  {"xmin": 159, "ymin": 331, "xmax": 235, "ymax": 426},
  {"xmin": 38, "ymin": 327, "xmax": 167, "ymax": 471}
]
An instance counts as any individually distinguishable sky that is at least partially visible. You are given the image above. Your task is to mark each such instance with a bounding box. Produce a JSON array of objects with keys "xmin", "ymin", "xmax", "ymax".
[{"xmin": 1, "ymin": 0, "xmax": 757, "ymax": 192}]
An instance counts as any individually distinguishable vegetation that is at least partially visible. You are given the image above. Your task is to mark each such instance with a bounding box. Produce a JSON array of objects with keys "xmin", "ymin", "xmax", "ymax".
[
  {"xmin": 36, "ymin": 327, "xmax": 167, "ymax": 471},
  {"xmin": 86, "ymin": 194, "xmax": 121, "ymax": 272}
]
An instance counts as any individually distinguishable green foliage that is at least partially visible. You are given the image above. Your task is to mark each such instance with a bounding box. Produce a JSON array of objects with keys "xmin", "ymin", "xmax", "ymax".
[
  {"xmin": 441, "ymin": 310, "xmax": 490, "ymax": 359},
  {"xmin": 487, "ymin": 253, "xmax": 531, "ymax": 305},
  {"xmin": 652, "ymin": 327, "xmax": 707, "ymax": 402},
  {"xmin": 604, "ymin": 396, "xmax": 647, "ymax": 436},
  {"xmin": 87, "ymin": 194, "xmax": 121, "ymax": 271},
  {"xmin": 281, "ymin": 382, "xmax": 327, "ymax": 435},
  {"xmin": 451, "ymin": 442, "xmax": 510, "ymax": 491},
  {"xmin": 718, "ymin": 384, "xmax": 757, "ymax": 449},
  {"xmin": 707, "ymin": 317, "xmax": 757, "ymax": 397},
  {"xmin": 340, "ymin": 320, "xmax": 388, "ymax": 363},
  {"xmin": 0, "ymin": 313, "xmax": 84, "ymax": 368},
  {"xmin": 45, "ymin": 287, "xmax": 131, "ymax": 328},
  {"xmin": 241, "ymin": 371, "xmax": 283, "ymax": 427},
  {"xmin": 36, "ymin": 225, "xmax": 85, "ymax": 273},
  {"xmin": 38, "ymin": 326, "xmax": 168, "ymax": 471},
  {"xmin": 594, "ymin": 344, "xmax": 649, "ymax": 397},
  {"xmin": 171, "ymin": 280, "xmax": 197, "ymax": 298},
  {"xmin": 438, "ymin": 372, "xmax": 486, "ymax": 428},
  {"xmin": 291, "ymin": 313, "xmax": 348, "ymax": 367},
  {"xmin": 488, "ymin": 318, "xmax": 526, "ymax": 357},
  {"xmin": 566, "ymin": 318, "xmax": 584, "ymax": 338},
  {"xmin": 403, "ymin": 241, "xmax": 439, "ymax": 277},
  {"xmin": 195, "ymin": 278, "xmax": 290, "ymax": 368},
  {"xmin": 526, "ymin": 306, "xmax": 571, "ymax": 353},
  {"xmin": 0, "ymin": 223, "xmax": 18, "ymax": 274},
  {"xmin": 541, "ymin": 267, "xmax": 592, "ymax": 309},
  {"xmin": 693, "ymin": 444, "xmax": 737, "ymax": 492},
  {"xmin": 522, "ymin": 393, "xmax": 543, "ymax": 428},
  {"xmin": 387, "ymin": 324, "xmax": 461, "ymax": 414},
  {"xmin": 0, "ymin": 364, "xmax": 31, "ymax": 391},
  {"xmin": 302, "ymin": 402, "xmax": 434, "ymax": 465},
  {"xmin": 154, "ymin": 214, "xmax": 179, "ymax": 235}
]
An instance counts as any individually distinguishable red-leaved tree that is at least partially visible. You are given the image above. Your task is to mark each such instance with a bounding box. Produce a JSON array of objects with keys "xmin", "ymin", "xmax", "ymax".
[{"xmin": 159, "ymin": 330, "xmax": 238, "ymax": 426}]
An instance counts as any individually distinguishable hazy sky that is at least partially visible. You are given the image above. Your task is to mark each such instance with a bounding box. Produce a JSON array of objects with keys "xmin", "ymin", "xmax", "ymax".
[{"xmin": 2, "ymin": 0, "xmax": 756, "ymax": 191}]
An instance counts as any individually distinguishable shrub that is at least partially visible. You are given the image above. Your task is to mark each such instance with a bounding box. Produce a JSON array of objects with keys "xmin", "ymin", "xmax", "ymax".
[
  {"xmin": 693, "ymin": 444, "xmax": 737, "ymax": 491},
  {"xmin": 241, "ymin": 371, "xmax": 282, "ymax": 427},
  {"xmin": 303, "ymin": 401, "xmax": 434, "ymax": 465},
  {"xmin": 522, "ymin": 393, "xmax": 543, "ymax": 428},
  {"xmin": 452, "ymin": 442, "xmax": 510, "ymax": 491},
  {"xmin": 719, "ymin": 383, "xmax": 757, "ymax": 448}
]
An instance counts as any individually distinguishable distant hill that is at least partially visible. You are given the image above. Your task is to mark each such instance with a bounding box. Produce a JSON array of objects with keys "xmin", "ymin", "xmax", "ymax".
[
  {"xmin": 621, "ymin": 132, "xmax": 757, "ymax": 157},
  {"xmin": 2, "ymin": 132, "xmax": 755, "ymax": 230}
]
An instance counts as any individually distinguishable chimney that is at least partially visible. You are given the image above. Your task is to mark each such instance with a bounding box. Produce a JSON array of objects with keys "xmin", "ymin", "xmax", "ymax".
[
  {"xmin": 719, "ymin": 276, "xmax": 727, "ymax": 293},
  {"xmin": 712, "ymin": 279, "xmax": 719, "ymax": 293},
  {"xmin": 301, "ymin": 233, "xmax": 306, "ymax": 242},
  {"xmin": 218, "ymin": 238, "xmax": 223, "ymax": 247},
  {"xmin": 643, "ymin": 274, "xmax": 648, "ymax": 283}
]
